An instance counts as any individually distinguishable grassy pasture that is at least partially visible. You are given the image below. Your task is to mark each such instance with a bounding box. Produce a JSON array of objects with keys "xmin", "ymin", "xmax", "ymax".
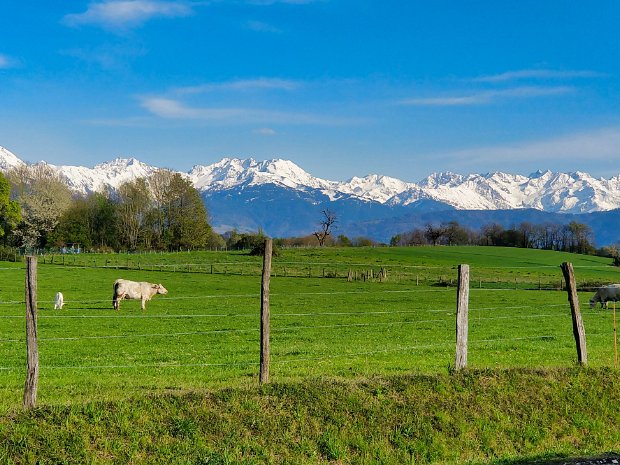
[{"xmin": 1, "ymin": 246, "xmax": 620, "ymax": 412}]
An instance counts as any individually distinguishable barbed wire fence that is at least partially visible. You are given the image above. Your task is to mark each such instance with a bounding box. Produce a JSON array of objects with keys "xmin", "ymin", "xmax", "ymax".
[
  {"xmin": 30, "ymin": 251, "xmax": 620, "ymax": 293},
  {"xmin": 2, "ymin": 243, "xmax": 620, "ymax": 409}
]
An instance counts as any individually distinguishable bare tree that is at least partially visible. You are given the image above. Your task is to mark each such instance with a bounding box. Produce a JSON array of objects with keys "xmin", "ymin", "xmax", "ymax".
[
  {"xmin": 147, "ymin": 169, "xmax": 175, "ymax": 247},
  {"xmin": 424, "ymin": 223, "xmax": 447, "ymax": 246},
  {"xmin": 116, "ymin": 178, "xmax": 151, "ymax": 250},
  {"xmin": 313, "ymin": 209, "xmax": 337, "ymax": 246}
]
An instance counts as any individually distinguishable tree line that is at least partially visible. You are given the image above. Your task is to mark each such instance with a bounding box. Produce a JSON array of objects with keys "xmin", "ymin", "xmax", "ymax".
[
  {"xmin": 0, "ymin": 165, "xmax": 223, "ymax": 253},
  {"xmin": 389, "ymin": 220, "xmax": 599, "ymax": 254}
]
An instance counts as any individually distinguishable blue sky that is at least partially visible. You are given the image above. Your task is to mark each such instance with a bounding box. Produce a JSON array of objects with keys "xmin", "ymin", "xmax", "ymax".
[{"xmin": 1, "ymin": 1, "xmax": 619, "ymax": 181}]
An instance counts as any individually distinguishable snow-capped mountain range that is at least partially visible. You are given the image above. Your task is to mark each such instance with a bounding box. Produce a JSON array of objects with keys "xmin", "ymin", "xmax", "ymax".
[
  {"xmin": 2, "ymin": 145, "xmax": 620, "ymax": 244},
  {"xmin": 2, "ymin": 145, "xmax": 619, "ymax": 214}
]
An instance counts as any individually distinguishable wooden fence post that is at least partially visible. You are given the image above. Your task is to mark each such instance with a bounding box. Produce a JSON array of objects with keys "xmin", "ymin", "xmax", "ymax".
[
  {"xmin": 260, "ymin": 239, "xmax": 272, "ymax": 384},
  {"xmin": 560, "ymin": 262, "xmax": 587, "ymax": 366},
  {"xmin": 614, "ymin": 302, "xmax": 618, "ymax": 368},
  {"xmin": 24, "ymin": 256, "xmax": 39, "ymax": 409},
  {"xmin": 455, "ymin": 264, "xmax": 470, "ymax": 371}
]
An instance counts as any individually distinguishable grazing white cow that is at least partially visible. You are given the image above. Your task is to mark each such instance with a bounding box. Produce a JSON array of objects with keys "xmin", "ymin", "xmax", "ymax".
[
  {"xmin": 589, "ymin": 284, "xmax": 620, "ymax": 309},
  {"xmin": 54, "ymin": 292, "xmax": 64, "ymax": 310},
  {"xmin": 113, "ymin": 279, "xmax": 168, "ymax": 310}
]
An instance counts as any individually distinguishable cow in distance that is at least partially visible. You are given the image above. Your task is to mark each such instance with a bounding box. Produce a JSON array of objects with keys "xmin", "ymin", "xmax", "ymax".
[{"xmin": 589, "ymin": 284, "xmax": 620, "ymax": 309}]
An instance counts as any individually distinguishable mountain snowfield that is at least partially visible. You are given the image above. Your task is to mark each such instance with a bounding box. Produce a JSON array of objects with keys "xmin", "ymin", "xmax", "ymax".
[{"xmin": 1, "ymin": 145, "xmax": 620, "ymax": 214}]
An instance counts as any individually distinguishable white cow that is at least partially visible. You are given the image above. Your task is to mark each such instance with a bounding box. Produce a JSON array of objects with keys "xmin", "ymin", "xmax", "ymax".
[
  {"xmin": 113, "ymin": 279, "xmax": 168, "ymax": 310},
  {"xmin": 589, "ymin": 284, "xmax": 620, "ymax": 309},
  {"xmin": 54, "ymin": 292, "xmax": 64, "ymax": 310}
]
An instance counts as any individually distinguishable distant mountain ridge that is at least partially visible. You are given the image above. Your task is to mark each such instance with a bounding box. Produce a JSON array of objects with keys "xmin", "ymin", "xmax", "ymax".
[{"xmin": 2, "ymin": 145, "xmax": 620, "ymax": 244}]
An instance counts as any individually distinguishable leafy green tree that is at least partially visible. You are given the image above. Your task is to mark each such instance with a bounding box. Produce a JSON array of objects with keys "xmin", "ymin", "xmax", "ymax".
[
  {"xmin": 206, "ymin": 229, "xmax": 226, "ymax": 249},
  {"xmin": 89, "ymin": 192, "xmax": 119, "ymax": 250},
  {"xmin": 48, "ymin": 198, "xmax": 93, "ymax": 249},
  {"xmin": 0, "ymin": 172, "xmax": 21, "ymax": 245},
  {"xmin": 163, "ymin": 173, "xmax": 211, "ymax": 250},
  {"xmin": 337, "ymin": 234, "xmax": 352, "ymax": 247},
  {"xmin": 49, "ymin": 192, "xmax": 119, "ymax": 251},
  {"xmin": 8, "ymin": 164, "xmax": 72, "ymax": 248}
]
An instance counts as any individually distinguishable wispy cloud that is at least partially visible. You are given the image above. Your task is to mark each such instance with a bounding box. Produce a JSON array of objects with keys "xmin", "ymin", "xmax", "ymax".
[
  {"xmin": 246, "ymin": 20, "xmax": 282, "ymax": 33},
  {"xmin": 245, "ymin": 0, "xmax": 323, "ymax": 4},
  {"xmin": 0, "ymin": 53, "xmax": 16, "ymax": 69},
  {"xmin": 473, "ymin": 69, "xmax": 608, "ymax": 83},
  {"xmin": 61, "ymin": 44, "xmax": 147, "ymax": 70},
  {"xmin": 140, "ymin": 96, "xmax": 360, "ymax": 125},
  {"xmin": 436, "ymin": 127, "xmax": 620, "ymax": 166},
  {"xmin": 63, "ymin": 0, "xmax": 194, "ymax": 30},
  {"xmin": 253, "ymin": 127, "xmax": 277, "ymax": 135},
  {"xmin": 400, "ymin": 86, "xmax": 573, "ymax": 106},
  {"xmin": 174, "ymin": 77, "xmax": 302, "ymax": 95}
]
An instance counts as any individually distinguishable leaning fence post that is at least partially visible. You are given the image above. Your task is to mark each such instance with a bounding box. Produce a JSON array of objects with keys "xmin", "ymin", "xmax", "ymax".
[
  {"xmin": 24, "ymin": 256, "xmax": 39, "ymax": 409},
  {"xmin": 260, "ymin": 239, "xmax": 272, "ymax": 384},
  {"xmin": 560, "ymin": 262, "xmax": 587, "ymax": 366},
  {"xmin": 455, "ymin": 264, "xmax": 470, "ymax": 371}
]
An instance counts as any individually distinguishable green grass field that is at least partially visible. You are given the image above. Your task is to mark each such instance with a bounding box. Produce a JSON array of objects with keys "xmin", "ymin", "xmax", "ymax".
[
  {"xmin": 2, "ymin": 246, "xmax": 620, "ymax": 464},
  {"xmin": 1, "ymin": 246, "xmax": 620, "ymax": 412}
]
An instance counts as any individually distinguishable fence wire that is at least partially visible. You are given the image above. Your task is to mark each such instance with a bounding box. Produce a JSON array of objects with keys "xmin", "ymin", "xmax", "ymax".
[{"xmin": 4, "ymin": 330, "xmax": 617, "ymax": 373}]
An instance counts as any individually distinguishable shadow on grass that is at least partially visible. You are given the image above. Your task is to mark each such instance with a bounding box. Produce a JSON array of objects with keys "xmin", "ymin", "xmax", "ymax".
[{"xmin": 493, "ymin": 453, "xmax": 620, "ymax": 465}]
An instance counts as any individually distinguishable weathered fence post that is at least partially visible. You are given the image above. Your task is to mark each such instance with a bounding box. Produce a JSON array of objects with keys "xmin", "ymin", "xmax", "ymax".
[
  {"xmin": 260, "ymin": 239, "xmax": 272, "ymax": 384},
  {"xmin": 560, "ymin": 262, "xmax": 587, "ymax": 366},
  {"xmin": 455, "ymin": 264, "xmax": 470, "ymax": 371},
  {"xmin": 24, "ymin": 256, "xmax": 39, "ymax": 409},
  {"xmin": 614, "ymin": 302, "xmax": 618, "ymax": 368}
]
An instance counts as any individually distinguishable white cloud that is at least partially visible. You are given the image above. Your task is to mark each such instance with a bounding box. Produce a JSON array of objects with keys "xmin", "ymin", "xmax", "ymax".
[
  {"xmin": 400, "ymin": 86, "xmax": 573, "ymax": 106},
  {"xmin": 174, "ymin": 78, "xmax": 302, "ymax": 95},
  {"xmin": 245, "ymin": 0, "xmax": 322, "ymax": 4},
  {"xmin": 0, "ymin": 53, "xmax": 15, "ymax": 69},
  {"xmin": 437, "ymin": 127, "xmax": 620, "ymax": 166},
  {"xmin": 253, "ymin": 127, "xmax": 277, "ymax": 135},
  {"xmin": 139, "ymin": 96, "xmax": 360, "ymax": 125},
  {"xmin": 246, "ymin": 20, "xmax": 282, "ymax": 33},
  {"xmin": 140, "ymin": 97, "xmax": 241, "ymax": 119},
  {"xmin": 61, "ymin": 44, "xmax": 146, "ymax": 70},
  {"xmin": 63, "ymin": 0, "xmax": 193, "ymax": 30},
  {"xmin": 473, "ymin": 69, "xmax": 608, "ymax": 83}
]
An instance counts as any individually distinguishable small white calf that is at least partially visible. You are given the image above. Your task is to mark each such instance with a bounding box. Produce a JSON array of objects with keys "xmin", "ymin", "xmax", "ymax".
[
  {"xmin": 589, "ymin": 284, "xmax": 620, "ymax": 309},
  {"xmin": 54, "ymin": 292, "xmax": 64, "ymax": 310},
  {"xmin": 113, "ymin": 279, "xmax": 168, "ymax": 310}
]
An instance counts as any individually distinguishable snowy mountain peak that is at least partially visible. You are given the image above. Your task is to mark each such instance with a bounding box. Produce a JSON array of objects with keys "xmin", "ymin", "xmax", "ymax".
[
  {"xmin": 94, "ymin": 157, "xmax": 153, "ymax": 172},
  {"xmin": 188, "ymin": 157, "xmax": 328, "ymax": 191},
  {"xmin": 2, "ymin": 145, "xmax": 620, "ymax": 214},
  {"xmin": 340, "ymin": 174, "xmax": 412, "ymax": 203},
  {"xmin": 419, "ymin": 171, "xmax": 464, "ymax": 188},
  {"xmin": 0, "ymin": 146, "xmax": 26, "ymax": 171},
  {"xmin": 529, "ymin": 169, "xmax": 553, "ymax": 179}
]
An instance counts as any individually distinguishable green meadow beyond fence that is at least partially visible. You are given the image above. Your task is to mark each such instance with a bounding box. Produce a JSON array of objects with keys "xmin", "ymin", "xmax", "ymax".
[{"xmin": 1, "ymin": 246, "xmax": 620, "ymax": 410}]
